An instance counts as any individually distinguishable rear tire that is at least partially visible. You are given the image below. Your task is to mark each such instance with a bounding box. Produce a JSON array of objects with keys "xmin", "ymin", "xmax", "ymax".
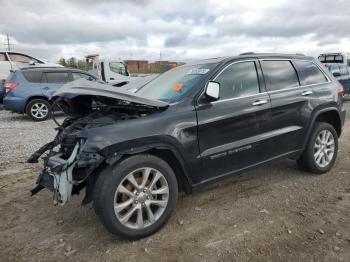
[
  {"xmin": 297, "ymin": 122, "xmax": 338, "ymax": 174},
  {"xmin": 93, "ymin": 154, "xmax": 178, "ymax": 239},
  {"xmin": 26, "ymin": 99, "xmax": 51, "ymax": 121}
]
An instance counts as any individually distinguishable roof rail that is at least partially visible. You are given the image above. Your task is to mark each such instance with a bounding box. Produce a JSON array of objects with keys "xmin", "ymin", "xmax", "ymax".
[
  {"xmin": 295, "ymin": 53, "xmax": 305, "ymax": 56},
  {"xmin": 20, "ymin": 66, "xmax": 64, "ymax": 70},
  {"xmin": 239, "ymin": 52, "xmax": 255, "ymax": 56}
]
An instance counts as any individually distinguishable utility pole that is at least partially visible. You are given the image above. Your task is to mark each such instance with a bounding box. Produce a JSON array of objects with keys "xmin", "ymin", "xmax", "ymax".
[{"xmin": 4, "ymin": 34, "xmax": 13, "ymax": 51}]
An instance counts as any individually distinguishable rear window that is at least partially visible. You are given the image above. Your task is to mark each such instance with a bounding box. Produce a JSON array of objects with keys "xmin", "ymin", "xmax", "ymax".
[
  {"xmin": 0, "ymin": 54, "xmax": 7, "ymax": 61},
  {"xmin": 294, "ymin": 61, "xmax": 328, "ymax": 85},
  {"xmin": 8, "ymin": 53, "xmax": 32, "ymax": 63},
  {"xmin": 44, "ymin": 72, "xmax": 71, "ymax": 83},
  {"xmin": 23, "ymin": 71, "xmax": 42, "ymax": 83},
  {"xmin": 260, "ymin": 60, "xmax": 300, "ymax": 91}
]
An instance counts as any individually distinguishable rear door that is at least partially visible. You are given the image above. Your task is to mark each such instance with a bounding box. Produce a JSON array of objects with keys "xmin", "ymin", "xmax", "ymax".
[
  {"xmin": 260, "ymin": 59, "xmax": 313, "ymax": 156},
  {"xmin": 41, "ymin": 71, "xmax": 72, "ymax": 97},
  {"xmin": 195, "ymin": 60, "xmax": 272, "ymax": 183}
]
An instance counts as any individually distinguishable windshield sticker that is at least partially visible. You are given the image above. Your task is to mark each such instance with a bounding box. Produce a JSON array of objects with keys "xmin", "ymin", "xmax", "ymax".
[
  {"xmin": 186, "ymin": 68, "xmax": 210, "ymax": 75},
  {"xmin": 172, "ymin": 82, "xmax": 184, "ymax": 92}
]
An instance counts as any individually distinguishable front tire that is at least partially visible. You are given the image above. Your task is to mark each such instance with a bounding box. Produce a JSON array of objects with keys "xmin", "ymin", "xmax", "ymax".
[
  {"xmin": 297, "ymin": 122, "xmax": 338, "ymax": 174},
  {"xmin": 93, "ymin": 154, "xmax": 178, "ymax": 239},
  {"xmin": 26, "ymin": 99, "xmax": 51, "ymax": 121}
]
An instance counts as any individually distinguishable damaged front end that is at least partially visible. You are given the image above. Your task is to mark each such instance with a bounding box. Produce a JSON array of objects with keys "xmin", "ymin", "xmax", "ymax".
[
  {"xmin": 29, "ymin": 115, "xmax": 105, "ymax": 205},
  {"xmin": 29, "ymin": 79, "xmax": 168, "ymax": 205}
]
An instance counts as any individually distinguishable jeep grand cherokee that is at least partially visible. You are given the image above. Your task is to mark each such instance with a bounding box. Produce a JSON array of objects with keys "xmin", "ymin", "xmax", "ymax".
[{"xmin": 29, "ymin": 53, "xmax": 346, "ymax": 239}]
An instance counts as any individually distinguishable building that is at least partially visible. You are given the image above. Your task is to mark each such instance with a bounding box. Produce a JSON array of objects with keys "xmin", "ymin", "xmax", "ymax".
[
  {"xmin": 148, "ymin": 61, "xmax": 178, "ymax": 73},
  {"xmin": 124, "ymin": 60, "xmax": 149, "ymax": 73}
]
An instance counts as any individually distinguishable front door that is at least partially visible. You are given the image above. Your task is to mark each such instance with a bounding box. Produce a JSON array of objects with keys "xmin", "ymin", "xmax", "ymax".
[{"xmin": 195, "ymin": 60, "xmax": 271, "ymax": 183}]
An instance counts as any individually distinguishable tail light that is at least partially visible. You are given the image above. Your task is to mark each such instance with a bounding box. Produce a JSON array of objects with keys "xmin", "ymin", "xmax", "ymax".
[
  {"xmin": 337, "ymin": 83, "xmax": 344, "ymax": 97},
  {"xmin": 4, "ymin": 82, "xmax": 18, "ymax": 92}
]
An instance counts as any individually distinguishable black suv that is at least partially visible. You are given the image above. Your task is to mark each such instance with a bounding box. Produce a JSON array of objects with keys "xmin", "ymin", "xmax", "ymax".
[{"xmin": 30, "ymin": 53, "xmax": 346, "ymax": 239}]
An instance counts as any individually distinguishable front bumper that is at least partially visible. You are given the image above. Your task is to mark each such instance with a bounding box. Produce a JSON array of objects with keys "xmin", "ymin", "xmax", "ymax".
[{"xmin": 33, "ymin": 144, "xmax": 79, "ymax": 205}]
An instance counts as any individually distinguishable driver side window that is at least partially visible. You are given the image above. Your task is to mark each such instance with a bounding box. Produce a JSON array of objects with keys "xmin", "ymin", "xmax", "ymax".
[{"xmin": 215, "ymin": 61, "xmax": 260, "ymax": 100}]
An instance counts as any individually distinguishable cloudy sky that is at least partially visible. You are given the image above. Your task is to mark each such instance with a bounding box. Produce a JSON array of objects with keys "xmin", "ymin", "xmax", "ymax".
[{"xmin": 0, "ymin": 0, "xmax": 349, "ymax": 63}]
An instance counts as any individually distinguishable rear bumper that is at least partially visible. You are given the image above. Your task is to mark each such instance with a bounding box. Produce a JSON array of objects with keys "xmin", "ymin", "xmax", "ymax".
[{"xmin": 3, "ymin": 96, "xmax": 26, "ymax": 113}]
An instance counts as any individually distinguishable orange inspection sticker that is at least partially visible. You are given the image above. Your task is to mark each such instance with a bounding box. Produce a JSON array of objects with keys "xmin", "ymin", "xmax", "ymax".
[{"xmin": 172, "ymin": 82, "xmax": 183, "ymax": 92}]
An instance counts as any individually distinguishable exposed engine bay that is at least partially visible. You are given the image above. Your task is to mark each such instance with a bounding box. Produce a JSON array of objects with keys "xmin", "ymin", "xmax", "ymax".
[{"xmin": 29, "ymin": 79, "xmax": 168, "ymax": 205}]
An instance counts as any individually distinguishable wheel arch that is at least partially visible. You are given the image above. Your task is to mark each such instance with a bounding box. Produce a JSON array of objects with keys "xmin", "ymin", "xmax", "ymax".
[
  {"xmin": 25, "ymin": 96, "xmax": 49, "ymax": 112},
  {"xmin": 105, "ymin": 143, "xmax": 193, "ymax": 193},
  {"xmin": 302, "ymin": 107, "xmax": 342, "ymax": 150},
  {"xmin": 313, "ymin": 109, "xmax": 342, "ymax": 137}
]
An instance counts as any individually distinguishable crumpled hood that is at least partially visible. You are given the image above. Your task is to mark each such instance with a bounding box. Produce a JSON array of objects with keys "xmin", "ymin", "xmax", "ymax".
[{"xmin": 53, "ymin": 79, "xmax": 169, "ymax": 108}]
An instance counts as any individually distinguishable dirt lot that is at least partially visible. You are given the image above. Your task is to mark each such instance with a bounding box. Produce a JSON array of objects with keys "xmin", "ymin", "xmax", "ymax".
[{"xmin": 0, "ymin": 106, "xmax": 350, "ymax": 262}]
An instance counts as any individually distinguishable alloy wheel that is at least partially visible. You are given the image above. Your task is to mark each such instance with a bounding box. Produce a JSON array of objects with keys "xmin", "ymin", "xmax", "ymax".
[
  {"xmin": 113, "ymin": 167, "xmax": 169, "ymax": 229},
  {"xmin": 313, "ymin": 129, "xmax": 335, "ymax": 168},
  {"xmin": 30, "ymin": 103, "xmax": 49, "ymax": 119}
]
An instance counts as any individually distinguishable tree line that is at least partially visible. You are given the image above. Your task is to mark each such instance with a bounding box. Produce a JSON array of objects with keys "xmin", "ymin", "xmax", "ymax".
[{"xmin": 57, "ymin": 57, "xmax": 90, "ymax": 70}]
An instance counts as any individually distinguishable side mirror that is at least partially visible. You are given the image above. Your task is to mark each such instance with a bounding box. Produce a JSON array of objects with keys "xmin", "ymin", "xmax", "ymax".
[
  {"xmin": 205, "ymin": 81, "xmax": 220, "ymax": 101},
  {"xmin": 333, "ymin": 72, "xmax": 341, "ymax": 77},
  {"xmin": 29, "ymin": 60, "xmax": 36, "ymax": 66}
]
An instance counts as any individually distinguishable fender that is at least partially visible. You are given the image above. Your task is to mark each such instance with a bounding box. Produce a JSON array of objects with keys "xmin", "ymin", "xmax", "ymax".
[
  {"xmin": 100, "ymin": 139, "xmax": 194, "ymax": 189},
  {"xmin": 301, "ymin": 106, "xmax": 341, "ymax": 151}
]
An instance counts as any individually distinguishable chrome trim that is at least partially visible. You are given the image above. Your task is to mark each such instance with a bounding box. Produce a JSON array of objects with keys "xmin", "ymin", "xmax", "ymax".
[
  {"xmin": 211, "ymin": 91, "xmax": 269, "ymax": 104},
  {"xmin": 266, "ymin": 81, "xmax": 330, "ymax": 95},
  {"xmin": 212, "ymin": 59, "xmax": 257, "ymax": 82},
  {"xmin": 260, "ymin": 58, "xmax": 331, "ymax": 83},
  {"xmin": 208, "ymin": 59, "xmax": 264, "ymax": 104},
  {"xmin": 252, "ymin": 99, "xmax": 268, "ymax": 106},
  {"xmin": 197, "ymin": 57, "xmax": 333, "ymax": 105},
  {"xmin": 301, "ymin": 90, "xmax": 313, "ymax": 96},
  {"xmin": 201, "ymin": 125, "xmax": 303, "ymax": 157}
]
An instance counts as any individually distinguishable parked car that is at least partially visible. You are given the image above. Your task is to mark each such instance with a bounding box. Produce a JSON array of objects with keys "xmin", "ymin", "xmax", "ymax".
[
  {"xmin": 29, "ymin": 53, "xmax": 346, "ymax": 239},
  {"xmin": 3, "ymin": 67, "xmax": 102, "ymax": 121},
  {"xmin": 324, "ymin": 63, "xmax": 350, "ymax": 95},
  {"xmin": 0, "ymin": 79, "xmax": 4, "ymax": 102},
  {"xmin": 0, "ymin": 51, "xmax": 61, "ymax": 84}
]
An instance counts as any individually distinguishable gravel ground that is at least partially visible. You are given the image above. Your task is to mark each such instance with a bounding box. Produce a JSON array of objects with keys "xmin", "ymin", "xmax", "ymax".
[{"xmin": 0, "ymin": 104, "xmax": 350, "ymax": 262}]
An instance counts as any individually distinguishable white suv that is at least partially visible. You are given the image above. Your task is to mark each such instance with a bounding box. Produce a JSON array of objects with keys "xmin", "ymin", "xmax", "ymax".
[{"xmin": 0, "ymin": 51, "xmax": 62, "ymax": 81}]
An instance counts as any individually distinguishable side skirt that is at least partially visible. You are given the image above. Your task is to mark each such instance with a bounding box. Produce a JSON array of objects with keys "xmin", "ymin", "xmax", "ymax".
[{"xmin": 190, "ymin": 149, "xmax": 302, "ymax": 192}]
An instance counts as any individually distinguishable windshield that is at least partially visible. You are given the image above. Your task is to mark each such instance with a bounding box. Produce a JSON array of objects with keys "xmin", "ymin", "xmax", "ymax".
[
  {"xmin": 109, "ymin": 62, "xmax": 128, "ymax": 76},
  {"xmin": 136, "ymin": 63, "xmax": 217, "ymax": 102}
]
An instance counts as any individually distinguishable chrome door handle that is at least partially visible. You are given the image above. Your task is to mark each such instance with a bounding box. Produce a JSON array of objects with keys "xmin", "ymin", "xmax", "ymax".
[
  {"xmin": 252, "ymin": 99, "xmax": 268, "ymax": 106},
  {"xmin": 301, "ymin": 90, "xmax": 313, "ymax": 96}
]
